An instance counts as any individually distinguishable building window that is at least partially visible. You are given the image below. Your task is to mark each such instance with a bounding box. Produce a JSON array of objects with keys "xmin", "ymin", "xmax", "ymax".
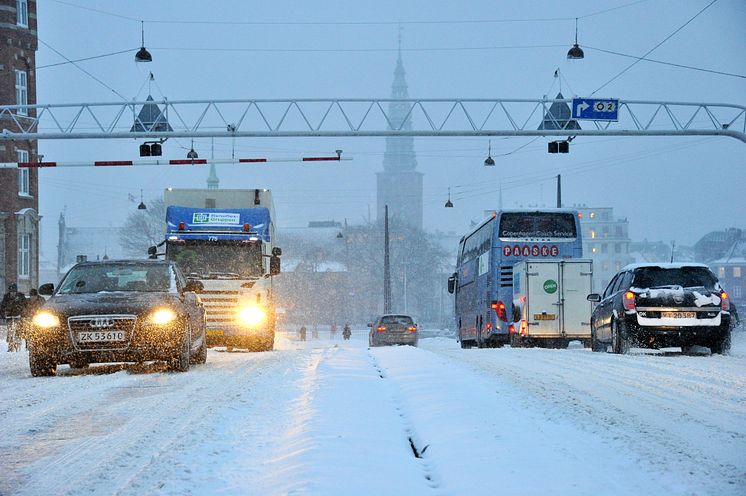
[
  {"xmin": 615, "ymin": 243, "xmax": 622, "ymax": 254},
  {"xmin": 16, "ymin": 0, "xmax": 28, "ymax": 27},
  {"xmin": 602, "ymin": 261, "xmax": 609, "ymax": 271},
  {"xmin": 615, "ymin": 226, "xmax": 623, "ymax": 237},
  {"xmin": 718, "ymin": 267, "xmax": 725, "ymax": 278},
  {"xmin": 591, "ymin": 245, "xmax": 597, "ymax": 254},
  {"xmin": 15, "ymin": 70, "xmax": 28, "ymax": 115},
  {"xmin": 615, "ymin": 262, "xmax": 621, "ymax": 272},
  {"xmin": 205, "ymin": 198, "xmax": 216, "ymax": 208},
  {"xmin": 734, "ymin": 286, "xmax": 742, "ymax": 298},
  {"xmin": 17, "ymin": 150, "xmax": 29, "ymax": 195},
  {"xmin": 590, "ymin": 229, "xmax": 596, "ymax": 239},
  {"xmin": 18, "ymin": 233, "xmax": 30, "ymax": 278},
  {"xmin": 734, "ymin": 267, "xmax": 742, "ymax": 278},
  {"xmin": 601, "ymin": 244, "xmax": 608, "ymax": 254},
  {"xmin": 589, "ymin": 212, "xmax": 595, "ymax": 219}
]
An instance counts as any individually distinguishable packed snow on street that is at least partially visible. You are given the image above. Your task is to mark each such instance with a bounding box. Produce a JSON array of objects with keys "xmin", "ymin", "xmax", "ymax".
[{"xmin": 1, "ymin": 327, "xmax": 745, "ymax": 495}]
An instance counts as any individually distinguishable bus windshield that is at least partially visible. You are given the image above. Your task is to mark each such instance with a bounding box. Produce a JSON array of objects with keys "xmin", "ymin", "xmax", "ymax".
[
  {"xmin": 498, "ymin": 212, "xmax": 577, "ymax": 239},
  {"xmin": 168, "ymin": 241, "xmax": 263, "ymax": 279}
]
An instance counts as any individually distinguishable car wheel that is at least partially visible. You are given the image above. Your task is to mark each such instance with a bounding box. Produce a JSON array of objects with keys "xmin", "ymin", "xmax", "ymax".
[
  {"xmin": 192, "ymin": 336, "xmax": 207, "ymax": 364},
  {"xmin": 460, "ymin": 339, "xmax": 473, "ymax": 349},
  {"xmin": 710, "ymin": 331, "xmax": 731, "ymax": 355},
  {"xmin": 611, "ymin": 320, "xmax": 630, "ymax": 355},
  {"xmin": 169, "ymin": 323, "xmax": 191, "ymax": 372},
  {"xmin": 591, "ymin": 328, "xmax": 605, "ymax": 352},
  {"xmin": 29, "ymin": 348, "xmax": 57, "ymax": 377}
]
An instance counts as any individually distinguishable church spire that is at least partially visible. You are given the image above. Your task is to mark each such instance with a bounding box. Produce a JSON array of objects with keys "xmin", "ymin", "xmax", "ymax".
[
  {"xmin": 383, "ymin": 31, "xmax": 417, "ymax": 172},
  {"xmin": 207, "ymin": 162, "xmax": 219, "ymax": 189}
]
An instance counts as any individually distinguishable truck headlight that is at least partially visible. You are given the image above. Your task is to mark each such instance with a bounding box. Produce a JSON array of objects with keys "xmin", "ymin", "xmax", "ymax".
[
  {"xmin": 147, "ymin": 308, "xmax": 177, "ymax": 325},
  {"xmin": 33, "ymin": 311, "xmax": 60, "ymax": 328},
  {"xmin": 238, "ymin": 306, "xmax": 267, "ymax": 326}
]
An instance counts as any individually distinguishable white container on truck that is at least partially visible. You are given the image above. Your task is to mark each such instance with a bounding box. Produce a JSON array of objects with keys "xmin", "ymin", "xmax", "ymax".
[
  {"xmin": 156, "ymin": 188, "xmax": 280, "ymax": 351},
  {"xmin": 511, "ymin": 259, "xmax": 593, "ymax": 348}
]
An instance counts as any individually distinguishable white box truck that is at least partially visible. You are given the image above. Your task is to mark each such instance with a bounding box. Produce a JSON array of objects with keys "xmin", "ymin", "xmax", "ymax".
[
  {"xmin": 155, "ymin": 188, "xmax": 280, "ymax": 351},
  {"xmin": 511, "ymin": 259, "xmax": 593, "ymax": 348}
]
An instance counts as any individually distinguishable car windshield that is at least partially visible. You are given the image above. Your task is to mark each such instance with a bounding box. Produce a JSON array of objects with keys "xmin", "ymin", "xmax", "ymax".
[
  {"xmin": 57, "ymin": 263, "xmax": 174, "ymax": 294},
  {"xmin": 632, "ymin": 266, "xmax": 718, "ymax": 290},
  {"xmin": 380, "ymin": 315, "xmax": 414, "ymax": 326}
]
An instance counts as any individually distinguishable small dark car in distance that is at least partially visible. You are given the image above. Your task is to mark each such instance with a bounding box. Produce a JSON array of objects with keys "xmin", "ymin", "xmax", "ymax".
[
  {"xmin": 27, "ymin": 260, "xmax": 207, "ymax": 376},
  {"xmin": 369, "ymin": 314, "xmax": 418, "ymax": 347},
  {"xmin": 587, "ymin": 263, "xmax": 732, "ymax": 355}
]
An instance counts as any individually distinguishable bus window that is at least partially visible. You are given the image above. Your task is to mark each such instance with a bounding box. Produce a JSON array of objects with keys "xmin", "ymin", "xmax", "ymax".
[{"xmin": 499, "ymin": 212, "xmax": 577, "ymax": 239}]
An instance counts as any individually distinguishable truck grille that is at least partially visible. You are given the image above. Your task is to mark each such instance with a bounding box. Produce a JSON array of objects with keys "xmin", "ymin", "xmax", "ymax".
[
  {"xmin": 200, "ymin": 290, "xmax": 240, "ymax": 328},
  {"xmin": 68, "ymin": 315, "xmax": 136, "ymax": 350}
]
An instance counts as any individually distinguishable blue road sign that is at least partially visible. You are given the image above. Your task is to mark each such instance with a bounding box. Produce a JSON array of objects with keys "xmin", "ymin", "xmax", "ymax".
[{"xmin": 571, "ymin": 98, "xmax": 620, "ymax": 121}]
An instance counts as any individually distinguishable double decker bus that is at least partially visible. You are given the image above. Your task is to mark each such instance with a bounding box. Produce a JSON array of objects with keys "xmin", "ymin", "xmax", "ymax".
[{"xmin": 447, "ymin": 209, "xmax": 583, "ymax": 348}]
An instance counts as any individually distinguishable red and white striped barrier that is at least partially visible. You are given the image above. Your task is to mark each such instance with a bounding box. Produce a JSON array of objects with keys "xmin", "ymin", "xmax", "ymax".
[{"xmin": 0, "ymin": 155, "xmax": 350, "ymax": 169}]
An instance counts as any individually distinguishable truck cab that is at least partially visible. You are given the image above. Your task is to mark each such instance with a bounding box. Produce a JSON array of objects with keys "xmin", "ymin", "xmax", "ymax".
[{"xmin": 154, "ymin": 189, "xmax": 281, "ymax": 351}]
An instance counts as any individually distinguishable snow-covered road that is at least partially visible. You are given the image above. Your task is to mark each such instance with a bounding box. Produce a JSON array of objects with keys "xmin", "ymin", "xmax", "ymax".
[{"xmin": 1, "ymin": 329, "xmax": 744, "ymax": 495}]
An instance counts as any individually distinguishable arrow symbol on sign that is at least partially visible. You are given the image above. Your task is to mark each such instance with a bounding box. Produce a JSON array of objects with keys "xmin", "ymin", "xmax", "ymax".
[{"xmin": 575, "ymin": 102, "xmax": 589, "ymax": 117}]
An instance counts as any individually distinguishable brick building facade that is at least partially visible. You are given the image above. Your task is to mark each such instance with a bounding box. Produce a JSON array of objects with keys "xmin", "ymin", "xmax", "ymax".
[{"xmin": 0, "ymin": 0, "xmax": 39, "ymax": 294}]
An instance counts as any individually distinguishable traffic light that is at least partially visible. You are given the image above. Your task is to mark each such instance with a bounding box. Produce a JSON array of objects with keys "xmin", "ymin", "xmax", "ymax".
[{"xmin": 548, "ymin": 141, "xmax": 569, "ymax": 154}]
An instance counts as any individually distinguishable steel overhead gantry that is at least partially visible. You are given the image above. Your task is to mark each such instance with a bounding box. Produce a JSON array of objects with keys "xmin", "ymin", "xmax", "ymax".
[{"xmin": 0, "ymin": 97, "xmax": 744, "ymax": 143}]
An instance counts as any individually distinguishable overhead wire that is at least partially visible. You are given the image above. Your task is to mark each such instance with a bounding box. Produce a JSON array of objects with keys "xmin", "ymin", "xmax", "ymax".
[
  {"xmin": 591, "ymin": 0, "xmax": 721, "ymax": 95},
  {"xmin": 584, "ymin": 45, "xmax": 746, "ymax": 79},
  {"xmin": 50, "ymin": 0, "xmax": 651, "ymax": 26},
  {"xmin": 38, "ymin": 38, "xmax": 129, "ymax": 100}
]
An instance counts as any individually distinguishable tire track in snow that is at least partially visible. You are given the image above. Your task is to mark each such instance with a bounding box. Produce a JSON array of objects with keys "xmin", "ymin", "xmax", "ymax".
[
  {"xmin": 9, "ymin": 351, "xmax": 286, "ymax": 496},
  {"xmin": 367, "ymin": 349, "xmax": 439, "ymax": 491},
  {"xmin": 423, "ymin": 340, "xmax": 746, "ymax": 493}
]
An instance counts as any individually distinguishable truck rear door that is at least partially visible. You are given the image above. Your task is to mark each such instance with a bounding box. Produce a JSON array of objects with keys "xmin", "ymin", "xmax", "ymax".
[
  {"xmin": 527, "ymin": 262, "xmax": 561, "ymax": 337},
  {"xmin": 560, "ymin": 261, "xmax": 593, "ymax": 339}
]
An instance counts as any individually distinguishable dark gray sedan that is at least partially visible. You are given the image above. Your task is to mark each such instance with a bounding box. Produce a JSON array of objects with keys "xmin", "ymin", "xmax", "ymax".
[
  {"xmin": 27, "ymin": 260, "xmax": 206, "ymax": 376},
  {"xmin": 368, "ymin": 314, "xmax": 418, "ymax": 347}
]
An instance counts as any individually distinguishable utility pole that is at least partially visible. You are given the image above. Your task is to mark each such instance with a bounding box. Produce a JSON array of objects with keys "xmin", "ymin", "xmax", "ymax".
[
  {"xmin": 556, "ymin": 174, "xmax": 562, "ymax": 208},
  {"xmin": 384, "ymin": 205, "xmax": 391, "ymax": 314}
]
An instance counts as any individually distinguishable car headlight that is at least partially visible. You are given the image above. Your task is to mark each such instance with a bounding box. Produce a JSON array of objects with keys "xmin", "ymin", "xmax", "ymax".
[
  {"xmin": 147, "ymin": 308, "xmax": 177, "ymax": 325},
  {"xmin": 33, "ymin": 311, "xmax": 60, "ymax": 328},
  {"xmin": 238, "ymin": 306, "xmax": 267, "ymax": 326}
]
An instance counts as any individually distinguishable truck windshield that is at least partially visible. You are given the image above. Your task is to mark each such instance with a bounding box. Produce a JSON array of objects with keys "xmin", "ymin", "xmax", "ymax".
[{"xmin": 167, "ymin": 242, "xmax": 263, "ymax": 279}]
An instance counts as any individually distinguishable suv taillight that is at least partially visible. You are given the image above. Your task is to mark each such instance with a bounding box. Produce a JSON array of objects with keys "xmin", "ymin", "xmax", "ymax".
[
  {"xmin": 623, "ymin": 291, "xmax": 636, "ymax": 311},
  {"xmin": 721, "ymin": 291, "xmax": 729, "ymax": 312},
  {"xmin": 407, "ymin": 326, "xmax": 417, "ymax": 332},
  {"xmin": 491, "ymin": 301, "xmax": 508, "ymax": 322}
]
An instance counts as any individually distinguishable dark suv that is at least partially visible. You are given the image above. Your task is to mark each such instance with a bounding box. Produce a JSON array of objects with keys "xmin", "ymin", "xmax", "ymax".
[
  {"xmin": 587, "ymin": 263, "xmax": 732, "ymax": 355},
  {"xmin": 27, "ymin": 260, "xmax": 207, "ymax": 376}
]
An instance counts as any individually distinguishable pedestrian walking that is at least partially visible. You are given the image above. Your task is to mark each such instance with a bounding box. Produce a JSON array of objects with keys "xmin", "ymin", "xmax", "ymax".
[{"xmin": 1, "ymin": 284, "xmax": 27, "ymax": 352}]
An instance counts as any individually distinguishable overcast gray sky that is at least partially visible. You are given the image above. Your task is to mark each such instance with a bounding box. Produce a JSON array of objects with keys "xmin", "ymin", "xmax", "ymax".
[{"xmin": 35, "ymin": 0, "xmax": 746, "ymax": 260}]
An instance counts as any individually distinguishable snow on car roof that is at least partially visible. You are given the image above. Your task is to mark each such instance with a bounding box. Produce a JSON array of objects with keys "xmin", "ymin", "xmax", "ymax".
[{"xmin": 621, "ymin": 262, "xmax": 710, "ymax": 271}]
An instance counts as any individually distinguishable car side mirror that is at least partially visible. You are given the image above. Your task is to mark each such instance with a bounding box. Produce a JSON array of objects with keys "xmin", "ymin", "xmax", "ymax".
[
  {"xmin": 38, "ymin": 283, "xmax": 54, "ymax": 296},
  {"xmin": 270, "ymin": 255, "xmax": 281, "ymax": 276},
  {"xmin": 147, "ymin": 246, "xmax": 157, "ymax": 258},
  {"xmin": 587, "ymin": 293, "xmax": 601, "ymax": 302},
  {"xmin": 184, "ymin": 279, "xmax": 203, "ymax": 293},
  {"xmin": 272, "ymin": 246, "xmax": 282, "ymax": 257}
]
